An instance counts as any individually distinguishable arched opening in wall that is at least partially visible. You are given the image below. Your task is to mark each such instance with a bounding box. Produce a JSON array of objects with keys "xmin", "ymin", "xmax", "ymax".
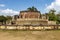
[
  {"xmin": 20, "ymin": 15, "xmax": 23, "ymax": 18},
  {"xmin": 40, "ymin": 24, "xmax": 43, "ymax": 26}
]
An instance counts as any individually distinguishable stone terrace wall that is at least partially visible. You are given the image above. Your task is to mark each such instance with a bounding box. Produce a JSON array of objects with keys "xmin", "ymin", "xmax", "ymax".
[{"xmin": 16, "ymin": 18, "xmax": 48, "ymax": 25}]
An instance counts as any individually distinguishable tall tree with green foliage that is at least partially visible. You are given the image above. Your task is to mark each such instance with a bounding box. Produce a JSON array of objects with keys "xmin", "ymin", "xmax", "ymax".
[
  {"xmin": 6, "ymin": 16, "xmax": 12, "ymax": 21},
  {"xmin": 0, "ymin": 16, "xmax": 12, "ymax": 25},
  {"xmin": 5, "ymin": 16, "xmax": 12, "ymax": 25},
  {"xmin": 48, "ymin": 9, "xmax": 57, "ymax": 21},
  {"xmin": 0, "ymin": 16, "xmax": 7, "ymax": 25},
  {"xmin": 56, "ymin": 13, "xmax": 60, "ymax": 24}
]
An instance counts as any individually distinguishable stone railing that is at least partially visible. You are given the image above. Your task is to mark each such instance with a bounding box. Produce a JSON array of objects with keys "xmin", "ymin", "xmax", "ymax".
[{"xmin": 0, "ymin": 25, "xmax": 60, "ymax": 30}]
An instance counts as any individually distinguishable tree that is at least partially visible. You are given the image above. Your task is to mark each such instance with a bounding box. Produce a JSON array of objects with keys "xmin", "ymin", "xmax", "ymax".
[
  {"xmin": 0, "ymin": 16, "xmax": 7, "ymax": 25},
  {"xmin": 56, "ymin": 13, "xmax": 60, "ymax": 24},
  {"xmin": 0, "ymin": 16, "xmax": 12, "ymax": 25},
  {"xmin": 27, "ymin": 6, "xmax": 38, "ymax": 11},
  {"xmin": 48, "ymin": 9, "xmax": 57, "ymax": 21},
  {"xmin": 49, "ymin": 9, "xmax": 56, "ymax": 14},
  {"xmin": 6, "ymin": 16, "xmax": 12, "ymax": 21}
]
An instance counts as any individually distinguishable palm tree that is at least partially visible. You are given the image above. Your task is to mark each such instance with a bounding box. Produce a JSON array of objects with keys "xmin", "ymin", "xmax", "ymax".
[{"xmin": 27, "ymin": 6, "xmax": 38, "ymax": 11}]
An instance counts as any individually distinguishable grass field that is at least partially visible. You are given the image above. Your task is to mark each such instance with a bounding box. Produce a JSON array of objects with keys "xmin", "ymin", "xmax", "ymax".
[{"xmin": 0, "ymin": 30, "xmax": 60, "ymax": 40}]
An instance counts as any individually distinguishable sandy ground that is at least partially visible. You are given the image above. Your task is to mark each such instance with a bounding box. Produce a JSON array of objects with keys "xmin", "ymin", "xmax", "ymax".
[{"xmin": 0, "ymin": 30, "xmax": 60, "ymax": 40}]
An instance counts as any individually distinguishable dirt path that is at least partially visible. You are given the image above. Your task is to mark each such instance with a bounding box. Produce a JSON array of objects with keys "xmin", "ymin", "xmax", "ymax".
[{"xmin": 0, "ymin": 30, "xmax": 60, "ymax": 40}]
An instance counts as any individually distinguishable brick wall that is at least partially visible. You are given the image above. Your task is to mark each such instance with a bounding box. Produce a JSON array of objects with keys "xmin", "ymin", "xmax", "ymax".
[{"xmin": 19, "ymin": 11, "xmax": 41, "ymax": 18}]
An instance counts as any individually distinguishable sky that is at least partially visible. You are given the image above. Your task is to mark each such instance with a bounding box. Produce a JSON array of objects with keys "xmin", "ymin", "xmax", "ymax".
[{"xmin": 0, "ymin": 0, "xmax": 60, "ymax": 16}]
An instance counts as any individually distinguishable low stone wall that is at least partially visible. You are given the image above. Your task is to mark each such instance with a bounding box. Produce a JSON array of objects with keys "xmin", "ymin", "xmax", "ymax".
[{"xmin": 0, "ymin": 25, "xmax": 60, "ymax": 30}]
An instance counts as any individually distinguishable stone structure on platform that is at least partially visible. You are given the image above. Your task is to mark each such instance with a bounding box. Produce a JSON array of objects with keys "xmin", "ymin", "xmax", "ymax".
[{"xmin": 12, "ymin": 11, "xmax": 56, "ymax": 25}]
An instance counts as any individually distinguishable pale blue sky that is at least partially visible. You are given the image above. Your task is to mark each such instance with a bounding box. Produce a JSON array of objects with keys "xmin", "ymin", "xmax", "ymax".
[{"xmin": 0, "ymin": 0, "xmax": 56, "ymax": 16}]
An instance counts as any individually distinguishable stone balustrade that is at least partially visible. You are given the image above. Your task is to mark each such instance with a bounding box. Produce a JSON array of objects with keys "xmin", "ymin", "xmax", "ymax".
[{"xmin": 0, "ymin": 25, "xmax": 60, "ymax": 30}]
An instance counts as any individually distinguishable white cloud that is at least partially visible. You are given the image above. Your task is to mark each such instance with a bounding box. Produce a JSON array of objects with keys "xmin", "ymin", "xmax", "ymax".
[
  {"xmin": 0, "ymin": 9, "xmax": 19, "ymax": 16},
  {"xmin": 46, "ymin": 0, "xmax": 60, "ymax": 12},
  {"xmin": 0, "ymin": 4, "xmax": 5, "ymax": 7}
]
